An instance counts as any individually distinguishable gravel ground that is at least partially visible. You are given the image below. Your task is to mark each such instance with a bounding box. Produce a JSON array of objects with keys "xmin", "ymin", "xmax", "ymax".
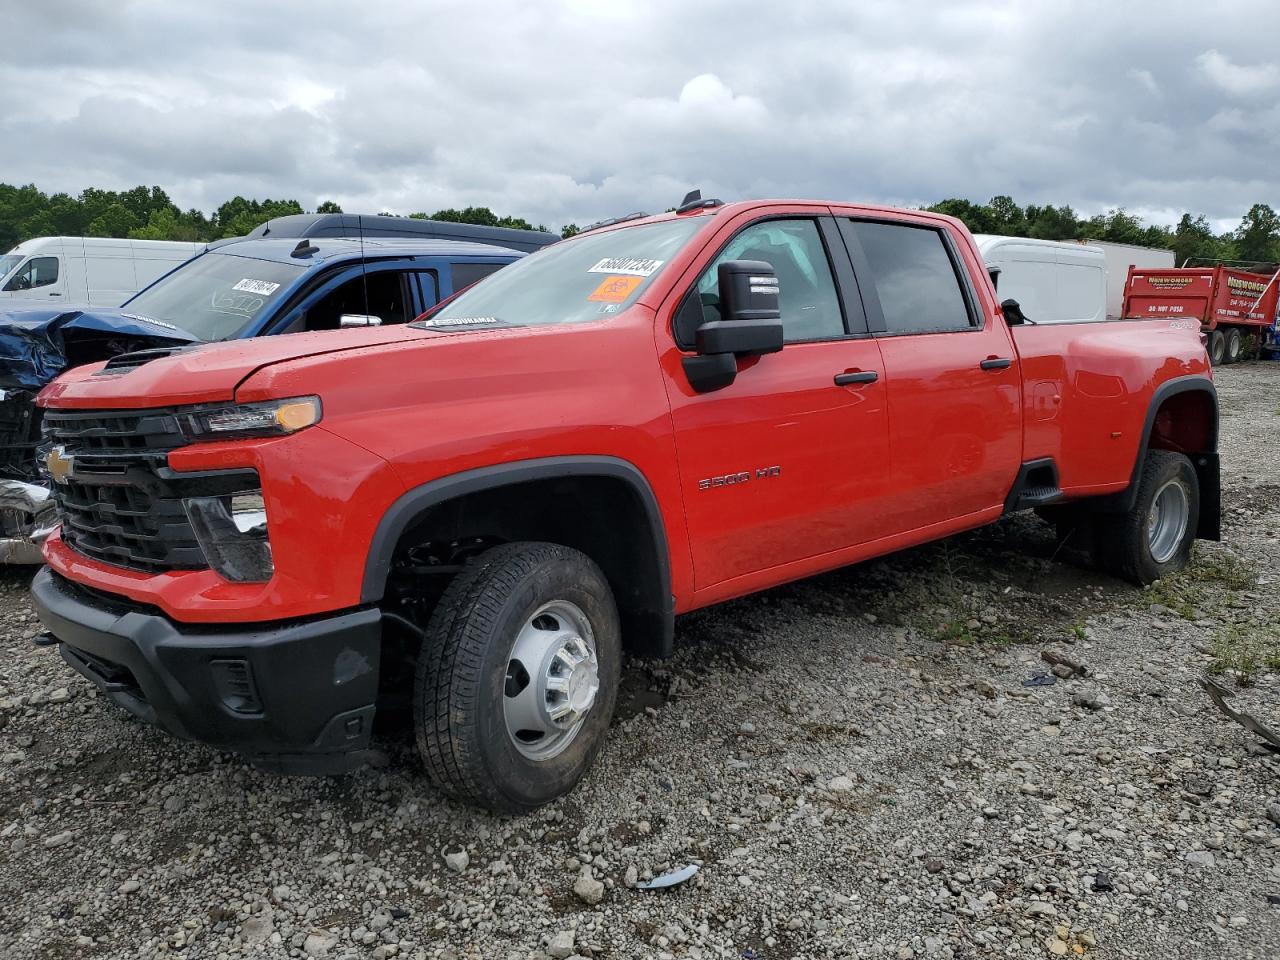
[{"xmin": 2, "ymin": 363, "xmax": 1279, "ymax": 960}]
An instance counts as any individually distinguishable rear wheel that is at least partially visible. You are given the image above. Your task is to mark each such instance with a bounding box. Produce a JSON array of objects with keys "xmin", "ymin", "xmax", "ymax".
[
  {"xmin": 414, "ymin": 541, "xmax": 621, "ymax": 813},
  {"xmin": 1223, "ymin": 327, "xmax": 1242, "ymax": 364},
  {"xmin": 1207, "ymin": 330, "xmax": 1225, "ymax": 366},
  {"xmin": 1093, "ymin": 450, "xmax": 1198, "ymax": 585}
]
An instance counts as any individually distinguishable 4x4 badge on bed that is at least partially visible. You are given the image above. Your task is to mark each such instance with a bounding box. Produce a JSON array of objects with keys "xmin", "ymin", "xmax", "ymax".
[{"xmin": 45, "ymin": 446, "xmax": 75, "ymax": 485}]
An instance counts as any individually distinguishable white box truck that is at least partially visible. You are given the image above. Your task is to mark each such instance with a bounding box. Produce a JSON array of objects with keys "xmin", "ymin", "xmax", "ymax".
[
  {"xmin": 0, "ymin": 237, "xmax": 205, "ymax": 307},
  {"xmin": 1083, "ymin": 240, "xmax": 1175, "ymax": 319}
]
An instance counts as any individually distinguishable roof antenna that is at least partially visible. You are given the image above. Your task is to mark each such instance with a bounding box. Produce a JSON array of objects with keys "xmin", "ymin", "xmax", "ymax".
[
  {"xmin": 291, "ymin": 238, "xmax": 319, "ymax": 258},
  {"xmin": 676, "ymin": 188, "xmax": 724, "ymax": 214}
]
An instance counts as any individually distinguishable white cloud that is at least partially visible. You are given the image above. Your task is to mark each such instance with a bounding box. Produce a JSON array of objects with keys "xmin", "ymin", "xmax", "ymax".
[
  {"xmin": 1128, "ymin": 68, "xmax": 1160, "ymax": 95},
  {"xmin": 1196, "ymin": 49, "xmax": 1280, "ymax": 96}
]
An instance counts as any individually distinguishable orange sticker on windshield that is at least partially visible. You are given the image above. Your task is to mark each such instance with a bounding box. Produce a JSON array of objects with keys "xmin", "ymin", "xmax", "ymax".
[{"xmin": 588, "ymin": 275, "xmax": 644, "ymax": 303}]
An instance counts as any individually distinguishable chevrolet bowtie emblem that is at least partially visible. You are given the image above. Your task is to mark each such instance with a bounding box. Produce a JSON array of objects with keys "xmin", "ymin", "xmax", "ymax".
[{"xmin": 46, "ymin": 445, "xmax": 75, "ymax": 485}]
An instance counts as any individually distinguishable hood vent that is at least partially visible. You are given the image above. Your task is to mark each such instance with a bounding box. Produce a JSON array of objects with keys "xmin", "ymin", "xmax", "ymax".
[{"xmin": 98, "ymin": 345, "xmax": 195, "ymax": 375}]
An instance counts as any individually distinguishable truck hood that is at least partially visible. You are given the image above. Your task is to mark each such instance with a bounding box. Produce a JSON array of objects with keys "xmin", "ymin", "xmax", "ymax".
[
  {"xmin": 0, "ymin": 305, "xmax": 199, "ymax": 391},
  {"xmin": 39, "ymin": 325, "xmax": 431, "ymax": 409}
]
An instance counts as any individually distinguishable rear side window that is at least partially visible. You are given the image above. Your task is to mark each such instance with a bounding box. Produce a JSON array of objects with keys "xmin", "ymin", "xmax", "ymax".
[
  {"xmin": 849, "ymin": 222, "xmax": 973, "ymax": 334},
  {"xmin": 451, "ymin": 261, "xmax": 506, "ymax": 292}
]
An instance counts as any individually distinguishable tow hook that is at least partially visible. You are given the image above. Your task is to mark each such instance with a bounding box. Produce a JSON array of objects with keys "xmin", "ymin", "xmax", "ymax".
[{"xmin": 32, "ymin": 631, "xmax": 60, "ymax": 647}]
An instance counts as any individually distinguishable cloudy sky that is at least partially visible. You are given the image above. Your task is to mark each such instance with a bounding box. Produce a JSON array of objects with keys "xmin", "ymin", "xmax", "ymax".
[{"xmin": 3, "ymin": 1, "xmax": 1277, "ymax": 232}]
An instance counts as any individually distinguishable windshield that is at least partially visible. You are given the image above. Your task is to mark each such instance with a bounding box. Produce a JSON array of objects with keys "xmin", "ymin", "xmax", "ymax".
[
  {"xmin": 123, "ymin": 252, "xmax": 306, "ymax": 340},
  {"xmin": 421, "ymin": 217, "xmax": 704, "ymax": 329},
  {"xmin": 0, "ymin": 254, "xmax": 22, "ymax": 280}
]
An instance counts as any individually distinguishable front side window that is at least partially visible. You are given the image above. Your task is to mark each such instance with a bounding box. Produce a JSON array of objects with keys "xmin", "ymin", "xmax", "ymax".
[
  {"xmin": 850, "ymin": 221, "xmax": 973, "ymax": 334},
  {"xmin": 3, "ymin": 256, "xmax": 59, "ymax": 291},
  {"xmin": 123, "ymin": 251, "xmax": 305, "ymax": 340},
  {"xmin": 692, "ymin": 219, "xmax": 844, "ymax": 343},
  {"xmin": 424, "ymin": 218, "xmax": 703, "ymax": 330}
]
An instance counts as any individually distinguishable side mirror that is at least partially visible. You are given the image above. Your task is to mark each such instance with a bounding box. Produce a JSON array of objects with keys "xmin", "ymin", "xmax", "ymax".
[
  {"xmin": 339, "ymin": 313, "xmax": 382, "ymax": 328},
  {"xmin": 1000, "ymin": 298, "xmax": 1029, "ymax": 326},
  {"xmin": 683, "ymin": 260, "xmax": 785, "ymax": 393}
]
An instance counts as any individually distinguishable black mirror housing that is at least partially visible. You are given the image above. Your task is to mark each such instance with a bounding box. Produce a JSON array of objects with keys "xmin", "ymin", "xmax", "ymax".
[
  {"xmin": 695, "ymin": 259, "xmax": 784, "ymax": 357},
  {"xmin": 681, "ymin": 259, "xmax": 785, "ymax": 393},
  {"xmin": 1001, "ymin": 298, "xmax": 1029, "ymax": 326}
]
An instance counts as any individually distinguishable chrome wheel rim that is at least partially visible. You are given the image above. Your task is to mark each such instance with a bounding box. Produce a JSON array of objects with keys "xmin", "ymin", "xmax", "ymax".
[
  {"xmin": 1147, "ymin": 479, "xmax": 1189, "ymax": 565},
  {"xmin": 503, "ymin": 600, "xmax": 598, "ymax": 761}
]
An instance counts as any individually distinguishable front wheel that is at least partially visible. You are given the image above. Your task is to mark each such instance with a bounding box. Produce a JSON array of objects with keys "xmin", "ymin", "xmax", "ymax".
[
  {"xmin": 1094, "ymin": 450, "xmax": 1199, "ymax": 585},
  {"xmin": 414, "ymin": 542, "xmax": 621, "ymax": 813}
]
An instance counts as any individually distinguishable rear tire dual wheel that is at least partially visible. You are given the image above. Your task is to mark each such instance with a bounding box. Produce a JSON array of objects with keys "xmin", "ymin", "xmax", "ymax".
[
  {"xmin": 413, "ymin": 542, "xmax": 621, "ymax": 814},
  {"xmin": 1207, "ymin": 330, "xmax": 1226, "ymax": 366},
  {"xmin": 1223, "ymin": 327, "xmax": 1243, "ymax": 364},
  {"xmin": 1093, "ymin": 450, "xmax": 1199, "ymax": 585}
]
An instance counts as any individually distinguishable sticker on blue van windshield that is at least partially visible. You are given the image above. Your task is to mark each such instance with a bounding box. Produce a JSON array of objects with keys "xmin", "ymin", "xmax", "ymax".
[
  {"xmin": 587, "ymin": 257, "xmax": 663, "ymax": 277},
  {"xmin": 232, "ymin": 278, "xmax": 281, "ymax": 296}
]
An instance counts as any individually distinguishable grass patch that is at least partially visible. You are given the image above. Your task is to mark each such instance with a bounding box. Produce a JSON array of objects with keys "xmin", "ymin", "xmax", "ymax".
[
  {"xmin": 1207, "ymin": 624, "xmax": 1280, "ymax": 686},
  {"xmin": 1141, "ymin": 550, "xmax": 1258, "ymax": 620}
]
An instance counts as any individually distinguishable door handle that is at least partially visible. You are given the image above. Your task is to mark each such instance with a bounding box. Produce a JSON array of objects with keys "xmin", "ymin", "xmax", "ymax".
[
  {"xmin": 980, "ymin": 357, "xmax": 1012, "ymax": 370},
  {"xmin": 48, "ymin": 292, "xmax": 61, "ymax": 297},
  {"xmin": 834, "ymin": 370, "xmax": 879, "ymax": 386}
]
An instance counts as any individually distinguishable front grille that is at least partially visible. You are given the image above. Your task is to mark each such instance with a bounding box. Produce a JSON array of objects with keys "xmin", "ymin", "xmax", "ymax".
[{"xmin": 42, "ymin": 407, "xmax": 254, "ymax": 574}]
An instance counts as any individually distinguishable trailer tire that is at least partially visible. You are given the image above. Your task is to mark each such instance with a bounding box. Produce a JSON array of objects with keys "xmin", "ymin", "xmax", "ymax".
[
  {"xmin": 1092, "ymin": 450, "xmax": 1199, "ymax": 586},
  {"xmin": 413, "ymin": 541, "xmax": 621, "ymax": 813},
  {"xmin": 1223, "ymin": 327, "xmax": 1242, "ymax": 364},
  {"xmin": 1207, "ymin": 330, "xmax": 1225, "ymax": 366}
]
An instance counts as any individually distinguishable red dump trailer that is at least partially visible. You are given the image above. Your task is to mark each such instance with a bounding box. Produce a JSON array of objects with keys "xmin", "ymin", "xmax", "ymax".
[{"xmin": 1122, "ymin": 264, "xmax": 1280, "ymax": 364}]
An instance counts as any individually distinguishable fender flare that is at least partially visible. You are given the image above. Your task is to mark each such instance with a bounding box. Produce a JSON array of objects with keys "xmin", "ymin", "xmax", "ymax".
[
  {"xmin": 1108, "ymin": 374, "xmax": 1220, "ymax": 538},
  {"xmin": 360, "ymin": 455, "xmax": 675, "ymax": 654}
]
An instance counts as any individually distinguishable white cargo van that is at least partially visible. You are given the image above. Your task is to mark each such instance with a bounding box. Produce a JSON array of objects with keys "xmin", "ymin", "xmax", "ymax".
[
  {"xmin": 0, "ymin": 237, "xmax": 205, "ymax": 307},
  {"xmin": 975, "ymin": 235, "xmax": 1107, "ymax": 324}
]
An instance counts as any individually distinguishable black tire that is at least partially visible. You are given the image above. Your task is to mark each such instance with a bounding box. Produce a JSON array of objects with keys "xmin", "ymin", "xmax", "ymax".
[
  {"xmin": 1207, "ymin": 330, "xmax": 1225, "ymax": 366},
  {"xmin": 1223, "ymin": 327, "xmax": 1242, "ymax": 364},
  {"xmin": 414, "ymin": 541, "xmax": 621, "ymax": 813},
  {"xmin": 1092, "ymin": 451, "xmax": 1198, "ymax": 585}
]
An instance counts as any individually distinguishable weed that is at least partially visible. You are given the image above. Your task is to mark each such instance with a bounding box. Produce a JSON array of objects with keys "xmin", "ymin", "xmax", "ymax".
[{"xmin": 1207, "ymin": 624, "xmax": 1280, "ymax": 686}]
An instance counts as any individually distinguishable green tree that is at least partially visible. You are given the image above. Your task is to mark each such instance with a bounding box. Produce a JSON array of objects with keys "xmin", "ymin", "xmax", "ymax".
[
  {"xmin": 1025, "ymin": 204, "xmax": 1079, "ymax": 241},
  {"xmin": 986, "ymin": 195, "xmax": 1026, "ymax": 234},
  {"xmin": 315, "ymin": 200, "xmax": 343, "ymax": 214},
  {"xmin": 1234, "ymin": 203, "xmax": 1280, "ymax": 264},
  {"xmin": 85, "ymin": 202, "xmax": 141, "ymax": 238},
  {"xmin": 925, "ymin": 198, "xmax": 995, "ymax": 234},
  {"xmin": 215, "ymin": 196, "xmax": 305, "ymax": 237},
  {"xmin": 561, "ymin": 223, "xmax": 579, "ymax": 239}
]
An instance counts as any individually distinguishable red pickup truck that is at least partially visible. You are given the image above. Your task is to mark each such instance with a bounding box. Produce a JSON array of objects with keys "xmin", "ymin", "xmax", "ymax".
[{"xmin": 30, "ymin": 197, "xmax": 1219, "ymax": 812}]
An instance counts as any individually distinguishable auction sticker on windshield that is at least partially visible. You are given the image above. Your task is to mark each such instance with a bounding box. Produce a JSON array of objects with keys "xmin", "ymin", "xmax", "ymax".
[
  {"xmin": 587, "ymin": 275, "xmax": 644, "ymax": 303},
  {"xmin": 232, "ymin": 278, "xmax": 281, "ymax": 296},
  {"xmin": 587, "ymin": 257, "xmax": 663, "ymax": 277}
]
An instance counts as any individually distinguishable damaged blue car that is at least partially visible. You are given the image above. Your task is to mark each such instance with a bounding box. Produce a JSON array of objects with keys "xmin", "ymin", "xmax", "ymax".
[{"xmin": 0, "ymin": 230, "xmax": 529, "ymax": 561}]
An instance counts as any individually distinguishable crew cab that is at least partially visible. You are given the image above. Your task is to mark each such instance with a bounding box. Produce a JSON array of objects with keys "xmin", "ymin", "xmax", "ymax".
[
  {"xmin": 0, "ymin": 235, "xmax": 523, "ymax": 562},
  {"xmin": 29, "ymin": 196, "xmax": 1219, "ymax": 813}
]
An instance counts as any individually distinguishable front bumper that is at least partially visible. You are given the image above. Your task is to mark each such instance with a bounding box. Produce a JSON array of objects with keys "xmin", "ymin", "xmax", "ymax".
[
  {"xmin": 30, "ymin": 567, "xmax": 384, "ymax": 774},
  {"xmin": 0, "ymin": 478, "xmax": 56, "ymax": 564}
]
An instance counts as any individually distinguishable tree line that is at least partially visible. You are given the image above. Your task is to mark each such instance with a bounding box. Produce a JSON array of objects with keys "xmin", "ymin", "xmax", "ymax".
[
  {"xmin": 925, "ymin": 195, "xmax": 1280, "ymax": 268},
  {"xmin": 0, "ymin": 182, "xmax": 566, "ymax": 253},
  {"xmin": 1, "ymin": 181, "xmax": 1277, "ymax": 267}
]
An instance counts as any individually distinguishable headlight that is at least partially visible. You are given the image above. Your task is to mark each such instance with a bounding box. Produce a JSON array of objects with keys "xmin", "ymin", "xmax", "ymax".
[
  {"xmin": 178, "ymin": 396, "xmax": 321, "ymax": 441},
  {"xmin": 184, "ymin": 490, "xmax": 273, "ymax": 582}
]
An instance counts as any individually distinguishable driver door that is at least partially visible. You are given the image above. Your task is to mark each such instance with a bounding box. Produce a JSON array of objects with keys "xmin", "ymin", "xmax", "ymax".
[{"xmin": 659, "ymin": 211, "xmax": 893, "ymax": 594}]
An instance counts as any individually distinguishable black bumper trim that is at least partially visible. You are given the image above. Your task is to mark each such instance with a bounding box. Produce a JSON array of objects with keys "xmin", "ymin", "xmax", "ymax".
[{"xmin": 31, "ymin": 567, "xmax": 383, "ymax": 772}]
